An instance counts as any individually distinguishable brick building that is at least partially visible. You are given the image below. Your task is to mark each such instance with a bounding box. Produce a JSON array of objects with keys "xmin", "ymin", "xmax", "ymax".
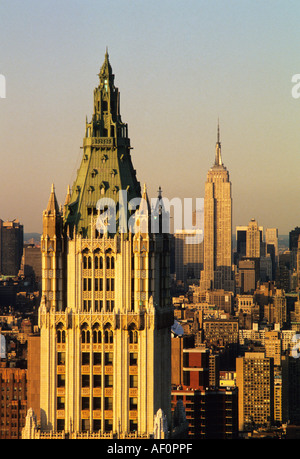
[{"xmin": 0, "ymin": 367, "xmax": 27, "ymax": 439}]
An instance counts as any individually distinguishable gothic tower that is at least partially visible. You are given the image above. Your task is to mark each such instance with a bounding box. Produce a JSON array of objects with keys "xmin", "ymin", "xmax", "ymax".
[
  {"xmin": 34, "ymin": 51, "xmax": 174, "ymax": 439},
  {"xmin": 200, "ymin": 123, "xmax": 234, "ymax": 292}
]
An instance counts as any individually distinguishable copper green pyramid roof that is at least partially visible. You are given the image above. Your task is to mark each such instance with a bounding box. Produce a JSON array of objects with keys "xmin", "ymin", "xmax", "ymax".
[{"xmin": 64, "ymin": 51, "xmax": 141, "ymax": 238}]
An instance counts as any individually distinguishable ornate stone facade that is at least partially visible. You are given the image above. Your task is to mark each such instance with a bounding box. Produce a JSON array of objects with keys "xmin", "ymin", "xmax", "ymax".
[{"xmin": 23, "ymin": 52, "xmax": 175, "ymax": 439}]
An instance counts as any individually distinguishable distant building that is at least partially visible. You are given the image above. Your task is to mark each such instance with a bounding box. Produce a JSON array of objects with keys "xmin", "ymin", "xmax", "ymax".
[
  {"xmin": 174, "ymin": 228, "xmax": 203, "ymax": 286},
  {"xmin": 237, "ymin": 257, "xmax": 260, "ymax": 294},
  {"xmin": 236, "ymin": 352, "xmax": 274, "ymax": 432},
  {"xmin": 0, "ymin": 219, "xmax": 23, "ymax": 276},
  {"xmin": 289, "ymin": 227, "xmax": 300, "ymax": 271},
  {"xmin": 200, "ymin": 124, "xmax": 234, "ymax": 292},
  {"xmin": 246, "ymin": 218, "xmax": 263, "ymax": 258},
  {"xmin": 171, "ymin": 387, "xmax": 238, "ymax": 439},
  {"xmin": 266, "ymin": 227, "xmax": 279, "ymax": 257},
  {"xmin": 236, "ymin": 226, "xmax": 247, "ymax": 261},
  {"xmin": 0, "ymin": 368, "xmax": 27, "ymax": 439},
  {"xmin": 171, "ymin": 346, "xmax": 238, "ymax": 438},
  {"xmin": 19, "ymin": 243, "xmax": 42, "ymax": 290}
]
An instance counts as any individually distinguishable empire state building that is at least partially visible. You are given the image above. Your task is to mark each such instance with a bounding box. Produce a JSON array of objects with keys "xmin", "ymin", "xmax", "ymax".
[{"xmin": 200, "ymin": 124, "xmax": 234, "ymax": 292}]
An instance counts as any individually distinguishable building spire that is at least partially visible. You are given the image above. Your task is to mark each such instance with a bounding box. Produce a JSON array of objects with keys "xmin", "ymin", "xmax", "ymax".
[
  {"xmin": 214, "ymin": 119, "xmax": 223, "ymax": 167},
  {"xmin": 46, "ymin": 183, "xmax": 60, "ymax": 214}
]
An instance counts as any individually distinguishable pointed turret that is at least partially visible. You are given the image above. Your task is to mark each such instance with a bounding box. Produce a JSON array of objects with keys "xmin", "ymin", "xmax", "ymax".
[
  {"xmin": 134, "ymin": 183, "xmax": 151, "ymax": 235},
  {"xmin": 46, "ymin": 183, "xmax": 60, "ymax": 214},
  {"xmin": 43, "ymin": 183, "xmax": 62, "ymax": 239}
]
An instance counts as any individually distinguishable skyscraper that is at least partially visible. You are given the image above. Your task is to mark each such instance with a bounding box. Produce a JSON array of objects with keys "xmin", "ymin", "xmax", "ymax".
[
  {"xmin": 23, "ymin": 52, "xmax": 178, "ymax": 439},
  {"xmin": 246, "ymin": 218, "xmax": 263, "ymax": 258},
  {"xmin": 236, "ymin": 352, "xmax": 274, "ymax": 432},
  {"xmin": 200, "ymin": 124, "xmax": 234, "ymax": 292},
  {"xmin": 0, "ymin": 219, "xmax": 24, "ymax": 276}
]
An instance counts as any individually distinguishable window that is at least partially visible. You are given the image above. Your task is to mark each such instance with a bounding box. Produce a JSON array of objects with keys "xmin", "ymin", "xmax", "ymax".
[
  {"xmin": 82, "ymin": 352, "xmax": 90, "ymax": 365},
  {"xmin": 93, "ymin": 397, "xmax": 101, "ymax": 410},
  {"xmin": 105, "ymin": 397, "xmax": 113, "ymax": 410},
  {"xmin": 130, "ymin": 352, "xmax": 138, "ymax": 366},
  {"xmin": 57, "ymin": 352, "xmax": 65, "ymax": 365},
  {"xmin": 105, "ymin": 375, "xmax": 113, "ymax": 387},
  {"xmin": 105, "ymin": 352, "xmax": 113, "ymax": 365},
  {"xmin": 57, "ymin": 326, "xmax": 65, "ymax": 343},
  {"xmin": 82, "ymin": 375, "xmax": 90, "ymax": 387},
  {"xmin": 93, "ymin": 375, "xmax": 101, "ymax": 388},
  {"xmin": 129, "ymin": 329, "xmax": 138, "ymax": 344},
  {"xmin": 130, "ymin": 375, "xmax": 138, "ymax": 388},
  {"xmin": 104, "ymin": 328, "xmax": 113, "ymax": 344},
  {"xmin": 57, "ymin": 375, "xmax": 65, "ymax": 388},
  {"xmin": 94, "ymin": 353, "xmax": 101, "ymax": 365},
  {"xmin": 82, "ymin": 397, "xmax": 89, "ymax": 410},
  {"xmin": 130, "ymin": 397, "xmax": 138, "ymax": 410},
  {"xmin": 57, "ymin": 397, "xmax": 65, "ymax": 410},
  {"xmin": 81, "ymin": 326, "xmax": 90, "ymax": 343},
  {"xmin": 93, "ymin": 328, "xmax": 102, "ymax": 344}
]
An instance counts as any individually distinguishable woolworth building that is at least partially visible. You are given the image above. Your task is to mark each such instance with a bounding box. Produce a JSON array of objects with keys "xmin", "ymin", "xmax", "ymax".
[{"xmin": 22, "ymin": 51, "xmax": 186, "ymax": 439}]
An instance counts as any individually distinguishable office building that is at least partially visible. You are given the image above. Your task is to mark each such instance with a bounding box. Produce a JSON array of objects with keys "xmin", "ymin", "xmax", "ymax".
[
  {"xmin": 0, "ymin": 219, "xmax": 24, "ymax": 276},
  {"xmin": 0, "ymin": 368, "xmax": 27, "ymax": 439},
  {"xmin": 200, "ymin": 124, "xmax": 234, "ymax": 292},
  {"xmin": 246, "ymin": 218, "xmax": 263, "ymax": 258},
  {"xmin": 236, "ymin": 352, "xmax": 274, "ymax": 432}
]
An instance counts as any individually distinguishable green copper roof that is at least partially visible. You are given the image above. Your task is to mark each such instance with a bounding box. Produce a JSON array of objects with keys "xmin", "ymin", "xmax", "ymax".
[{"xmin": 64, "ymin": 51, "xmax": 141, "ymax": 238}]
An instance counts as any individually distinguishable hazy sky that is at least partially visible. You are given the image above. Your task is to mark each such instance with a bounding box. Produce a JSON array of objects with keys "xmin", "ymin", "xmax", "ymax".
[{"xmin": 0, "ymin": 0, "xmax": 300, "ymax": 235}]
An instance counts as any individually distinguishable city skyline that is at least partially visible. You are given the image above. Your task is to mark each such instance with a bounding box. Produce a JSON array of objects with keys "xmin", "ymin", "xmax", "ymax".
[{"xmin": 1, "ymin": 0, "xmax": 300, "ymax": 235}]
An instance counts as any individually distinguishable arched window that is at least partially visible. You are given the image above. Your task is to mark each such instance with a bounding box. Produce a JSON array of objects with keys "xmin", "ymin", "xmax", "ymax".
[
  {"xmin": 83, "ymin": 255, "xmax": 88, "ymax": 270},
  {"xmin": 129, "ymin": 327, "xmax": 138, "ymax": 344},
  {"xmin": 81, "ymin": 324, "xmax": 90, "ymax": 343},
  {"xmin": 104, "ymin": 326, "xmax": 113, "ymax": 344},
  {"xmin": 95, "ymin": 254, "xmax": 103, "ymax": 270},
  {"xmin": 106, "ymin": 250, "xmax": 114, "ymax": 270},
  {"xmin": 93, "ymin": 326, "xmax": 102, "ymax": 344},
  {"xmin": 57, "ymin": 324, "xmax": 66, "ymax": 343}
]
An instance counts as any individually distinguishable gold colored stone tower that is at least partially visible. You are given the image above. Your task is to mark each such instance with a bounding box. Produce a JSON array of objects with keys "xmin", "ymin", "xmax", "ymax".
[{"xmin": 23, "ymin": 52, "xmax": 177, "ymax": 439}]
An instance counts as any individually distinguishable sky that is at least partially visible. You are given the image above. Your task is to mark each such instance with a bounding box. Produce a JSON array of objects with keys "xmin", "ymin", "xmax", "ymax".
[{"xmin": 0, "ymin": 0, "xmax": 300, "ymax": 235}]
